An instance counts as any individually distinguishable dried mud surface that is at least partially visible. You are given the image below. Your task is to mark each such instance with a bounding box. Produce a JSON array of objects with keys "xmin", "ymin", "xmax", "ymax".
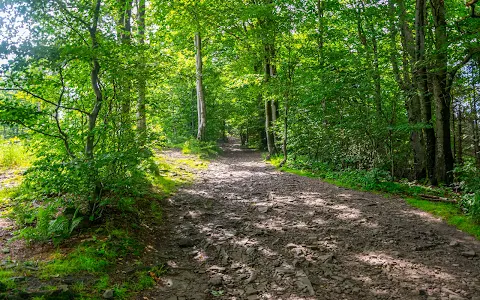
[{"xmin": 139, "ymin": 144, "xmax": 480, "ymax": 300}]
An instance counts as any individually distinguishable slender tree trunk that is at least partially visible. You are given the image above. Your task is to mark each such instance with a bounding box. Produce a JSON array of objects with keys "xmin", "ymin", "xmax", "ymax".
[
  {"xmin": 86, "ymin": 1, "xmax": 103, "ymax": 159},
  {"xmin": 265, "ymin": 93, "xmax": 275, "ymax": 157},
  {"xmin": 415, "ymin": 0, "xmax": 436, "ymax": 185},
  {"xmin": 472, "ymin": 84, "xmax": 480, "ymax": 167},
  {"xmin": 264, "ymin": 45, "xmax": 276, "ymax": 158},
  {"xmin": 85, "ymin": 0, "xmax": 103, "ymax": 211},
  {"xmin": 372, "ymin": 36, "xmax": 382, "ymax": 118},
  {"xmin": 452, "ymin": 100, "xmax": 456, "ymax": 163},
  {"xmin": 317, "ymin": 0, "xmax": 324, "ymax": 62},
  {"xmin": 136, "ymin": 0, "xmax": 146, "ymax": 145},
  {"xmin": 280, "ymin": 100, "xmax": 288, "ymax": 167},
  {"xmin": 457, "ymin": 104, "xmax": 463, "ymax": 165},
  {"xmin": 195, "ymin": 32, "xmax": 206, "ymax": 140},
  {"xmin": 117, "ymin": 0, "xmax": 133, "ymax": 118}
]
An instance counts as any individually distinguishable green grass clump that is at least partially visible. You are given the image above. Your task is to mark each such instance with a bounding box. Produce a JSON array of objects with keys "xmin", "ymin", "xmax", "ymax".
[
  {"xmin": 181, "ymin": 138, "xmax": 220, "ymax": 158},
  {"xmin": 0, "ymin": 138, "xmax": 32, "ymax": 170},
  {"xmin": 0, "ymin": 270, "xmax": 16, "ymax": 291},
  {"xmin": 40, "ymin": 247, "xmax": 111, "ymax": 279},
  {"xmin": 406, "ymin": 198, "xmax": 480, "ymax": 239},
  {"xmin": 40, "ymin": 229, "xmax": 140, "ymax": 279}
]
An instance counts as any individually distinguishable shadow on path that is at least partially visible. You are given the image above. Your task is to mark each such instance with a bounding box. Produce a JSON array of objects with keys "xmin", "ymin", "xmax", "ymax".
[{"xmin": 139, "ymin": 143, "xmax": 480, "ymax": 300}]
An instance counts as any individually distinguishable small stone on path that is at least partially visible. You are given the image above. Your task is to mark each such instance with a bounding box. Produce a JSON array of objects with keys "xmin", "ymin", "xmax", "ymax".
[
  {"xmin": 449, "ymin": 240, "xmax": 459, "ymax": 247},
  {"xmin": 461, "ymin": 250, "xmax": 476, "ymax": 258},
  {"xmin": 245, "ymin": 285, "xmax": 257, "ymax": 296},
  {"xmin": 178, "ymin": 238, "xmax": 195, "ymax": 248},
  {"xmin": 258, "ymin": 206, "xmax": 269, "ymax": 213},
  {"xmin": 208, "ymin": 274, "xmax": 223, "ymax": 286},
  {"xmin": 103, "ymin": 289, "xmax": 114, "ymax": 299}
]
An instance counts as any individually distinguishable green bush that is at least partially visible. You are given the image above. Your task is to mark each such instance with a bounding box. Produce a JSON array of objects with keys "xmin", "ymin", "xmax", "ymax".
[
  {"xmin": 16, "ymin": 205, "xmax": 83, "ymax": 244},
  {"xmin": 455, "ymin": 160, "xmax": 480, "ymax": 221}
]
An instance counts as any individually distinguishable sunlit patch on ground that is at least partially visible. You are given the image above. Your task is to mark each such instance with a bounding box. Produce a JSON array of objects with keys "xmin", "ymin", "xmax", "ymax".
[
  {"xmin": 254, "ymin": 216, "xmax": 290, "ymax": 231},
  {"xmin": 401, "ymin": 209, "xmax": 443, "ymax": 223},
  {"xmin": 356, "ymin": 252, "xmax": 455, "ymax": 282}
]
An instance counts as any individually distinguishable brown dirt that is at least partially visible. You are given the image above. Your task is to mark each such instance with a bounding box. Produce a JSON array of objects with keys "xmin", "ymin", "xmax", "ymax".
[{"xmin": 138, "ymin": 144, "xmax": 480, "ymax": 300}]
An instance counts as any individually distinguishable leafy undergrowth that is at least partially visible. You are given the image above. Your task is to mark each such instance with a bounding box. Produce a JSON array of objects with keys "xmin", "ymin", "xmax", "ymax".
[
  {"xmin": 0, "ymin": 138, "xmax": 33, "ymax": 171},
  {"xmin": 0, "ymin": 150, "xmax": 206, "ymax": 299},
  {"xmin": 270, "ymin": 157, "xmax": 480, "ymax": 240}
]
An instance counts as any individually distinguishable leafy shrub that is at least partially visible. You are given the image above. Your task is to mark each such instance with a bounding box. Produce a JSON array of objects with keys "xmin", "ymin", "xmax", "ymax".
[
  {"xmin": 21, "ymin": 146, "xmax": 149, "ymax": 220},
  {"xmin": 16, "ymin": 205, "xmax": 83, "ymax": 244},
  {"xmin": 455, "ymin": 160, "xmax": 480, "ymax": 221},
  {"xmin": 460, "ymin": 193, "xmax": 480, "ymax": 222}
]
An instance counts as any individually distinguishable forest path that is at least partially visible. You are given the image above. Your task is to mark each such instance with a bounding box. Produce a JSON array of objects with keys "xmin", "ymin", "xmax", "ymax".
[{"xmin": 140, "ymin": 143, "xmax": 480, "ymax": 300}]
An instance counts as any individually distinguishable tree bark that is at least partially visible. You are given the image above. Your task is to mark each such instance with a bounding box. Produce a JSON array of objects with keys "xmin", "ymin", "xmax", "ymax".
[
  {"xmin": 264, "ymin": 44, "xmax": 276, "ymax": 158},
  {"xmin": 472, "ymin": 80, "xmax": 480, "ymax": 166},
  {"xmin": 389, "ymin": 0, "xmax": 426, "ymax": 180},
  {"xmin": 85, "ymin": 0, "xmax": 103, "ymax": 159},
  {"xmin": 430, "ymin": 0, "xmax": 454, "ymax": 184},
  {"xmin": 457, "ymin": 104, "xmax": 463, "ymax": 165},
  {"xmin": 415, "ymin": 0, "xmax": 437, "ymax": 185},
  {"xmin": 117, "ymin": 0, "xmax": 133, "ymax": 119},
  {"xmin": 136, "ymin": 0, "xmax": 146, "ymax": 144},
  {"xmin": 195, "ymin": 32, "xmax": 206, "ymax": 141},
  {"xmin": 85, "ymin": 0, "xmax": 103, "ymax": 211}
]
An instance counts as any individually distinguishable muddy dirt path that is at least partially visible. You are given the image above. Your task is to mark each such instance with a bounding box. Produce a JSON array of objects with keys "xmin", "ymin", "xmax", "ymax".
[{"xmin": 140, "ymin": 144, "xmax": 480, "ymax": 300}]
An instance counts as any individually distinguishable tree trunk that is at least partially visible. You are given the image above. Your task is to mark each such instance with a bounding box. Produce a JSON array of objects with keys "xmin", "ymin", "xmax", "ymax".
[
  {"xmin": 86, "ymin": 0, "xmax": 103, "ymax": 159},
  {"xmin": 264, "ymin": 93, "xmax": 275, "ymax": 157},
  {"xmin": 430, "ymin": 0, "xmax": 454, "ymax": 184},
  {"xmin": 280, "ymin": 99, "xmax": 288, "ymax": 167},
  {"xmin": 409, "ymin": 95, "xmax": 427, "ymax": 179},
  {"xmin": 264, "ymin": 45, "xmax": 276, "ymax": 158},
  {"xmin": 472, "ymin": 83, "xmax": 480, "ymax": 167},
  {"xmin": 415, "ymin": 0, "xmax": 436, "ymax": 185},
  {"xmin": 85, "ymin": 0, "xmax": 103, "ymax": 212},
  {"xmin": 457, "ymin": 104, "xmax": 463, "ymax": 165},
  {"xmin": 195, "ymin": 32, "xmax": 206, "ymax": 141},
  {"xmin": 389, "ymin": 0, "xmax": 426, "ymax": 180},
  {"xmin": 117, "ymin": 0, "xmax": 133, "ymax": 119},
  {"xmin": 136, "ymin": 0, "xmax": 146, "ymax": 145},
  {"xmin": 372, "ymin": 36, "xmax": 382, "ymax": 118}
]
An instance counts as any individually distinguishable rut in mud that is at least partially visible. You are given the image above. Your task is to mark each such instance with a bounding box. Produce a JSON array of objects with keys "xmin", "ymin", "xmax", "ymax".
[{"xmin": 140, "ymin": 144, "xmax": 480, "ymax": 300}]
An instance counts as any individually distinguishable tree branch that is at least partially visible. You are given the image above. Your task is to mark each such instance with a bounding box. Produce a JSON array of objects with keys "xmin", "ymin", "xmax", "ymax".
[
  {"xmin": 55, "ymin": 66, "xmax": 76, "ymax": 158},
  {"xmin": 0, "ymin": 88, "xmax": 90, "ymax": 115},
  {"xmin": 54, "ymin": 0, "xmax": 91, "ymax": 30},
  {"xmin": 13, "ymin": 119, "xmax": 63, "ymax": 140},
  {"xmin": 448, "ymin": 47, "xmax": 480, "ymax": 88}
]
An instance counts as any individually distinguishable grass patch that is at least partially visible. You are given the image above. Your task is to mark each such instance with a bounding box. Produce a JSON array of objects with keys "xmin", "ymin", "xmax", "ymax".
[
  {"xmin": 0, "ymin": 138, "xmax": 32, "ymax": 170},
  {"xmin": 39, "ymin": 229, "xmax": 140, "ymax": 279},
  {"xmin": 181, "ymin": 138, "xmax": 221, "ymax": 158},
  {"xmin": 406, "ymin": 198, "xmax": 480, "ymax": 239},
  {"xmin": 271, "ymin": 156, "xmax": 480, "ymax": 240},
  {"xmin": 0, "ymin": 270, "xmax": 16, "ymax": 291},
  {"xmin": 0, "ymin": 186, "xmax": 18, "ymax": 207},
  {"xmin": 149, "ymin": 153, "xmax": 206, "ymax": 198}
]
